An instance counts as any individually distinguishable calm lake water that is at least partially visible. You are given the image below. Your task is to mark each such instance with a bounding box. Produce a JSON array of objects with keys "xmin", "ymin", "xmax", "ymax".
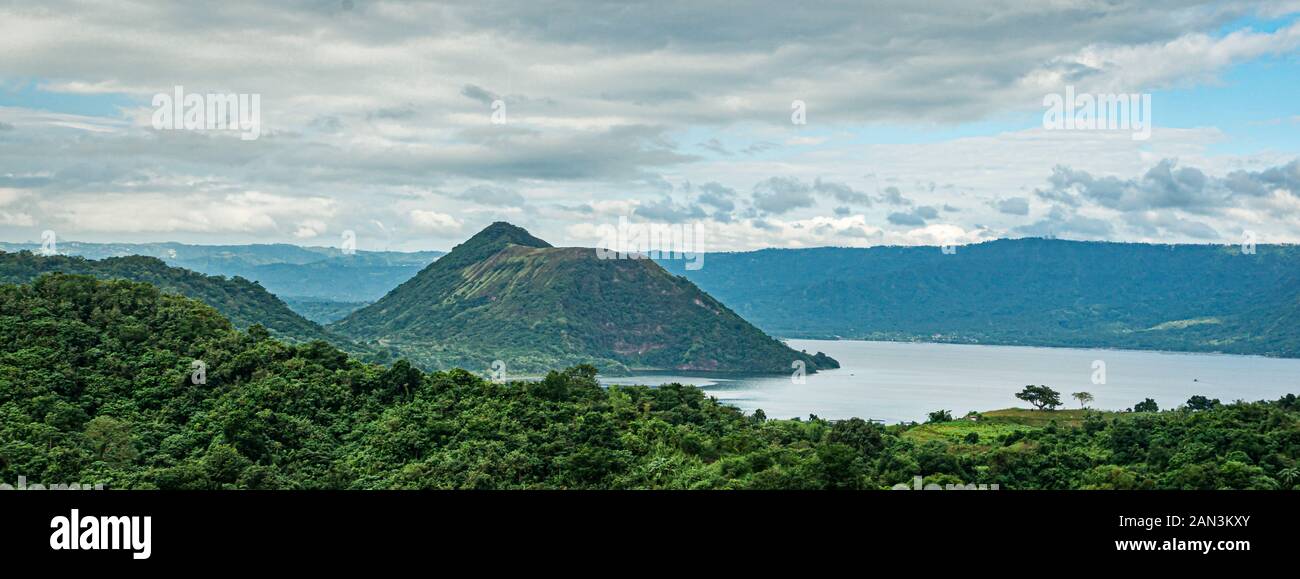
[{"xmin": 599, "ymin": 340, "xmax": 1300, "ymax": 423}]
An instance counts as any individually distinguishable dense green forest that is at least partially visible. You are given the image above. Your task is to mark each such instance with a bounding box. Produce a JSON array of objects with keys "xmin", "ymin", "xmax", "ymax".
[
  {"xmin": 0, "ymin": 251, "xmax": 340, "ymax": 345},
  {"xmin": 282, "ymin": 297, "xmax": 370, "ymax": 324},
  {"xmin": 2, "ymin": 274, "xmax": 1296, "ymax": 490},
  {"xmin": 659, "ymin": 239, "xmax": 1300, "ymax": 358},
  {"xmin": 333, "ymin": 222, "xmax": 837, "ymax": 375},
  {"xmin": 0, "ymin": 240, "xmax": 442, "ymax": 304}
]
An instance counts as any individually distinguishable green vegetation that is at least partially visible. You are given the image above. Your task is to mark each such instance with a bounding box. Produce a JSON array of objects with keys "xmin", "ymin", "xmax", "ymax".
[
  {"xmin": 658, "ymin": 239, "xmax": 1300, "ymax": 358},
  {"xmin": 902, "ymin": 417, "xmax": 1038, "ymax": 445},
  {"xmin": 332, "ymin": 222, "xmax": 837, "ymax": 375},
  {"xmin": 926, "ymin": 409, "xmax": 953, "ymax": 423},
  {"xmin": 1016, "ymin": 384, "xmax": 1063, "ymax": 410},
  {"xmin": 2, "ymin": 273, "xmax": 1296, "ymax": 490},
  {"xmin": 281, "ymin": 298, "xmax": 370, "ymax": 324},
  {"xmin": 1072, "ymin": 391, "xmax": 1094, "ymax": 409},
  {"xmin": 0, "ymin": 250, "xmax": 339, "ymax": 345},
  {"xmin": 0, "ymin": 240, "xmax": 442, "ymax": 304}
]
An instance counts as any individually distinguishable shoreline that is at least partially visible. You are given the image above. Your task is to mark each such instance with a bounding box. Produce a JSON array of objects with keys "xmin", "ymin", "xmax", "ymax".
[{"xmin": 779, "ymin": 336, "xmax": 1298, "ymax": 362}]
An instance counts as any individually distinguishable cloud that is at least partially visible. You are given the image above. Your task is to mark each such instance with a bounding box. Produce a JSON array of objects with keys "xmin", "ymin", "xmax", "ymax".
[
  {"xmin": 634, "ymin": 196, "xmax": 707, "ymax": 223},
  {"xmin": 460, "ymin": 84, "xmax": 500, "ymax": 106},
  {"xmin": 741, "ymin": 141, "xmax": 780, "ymax": 155},
  {"xmin": 887, "ymin": 211, "xmax": 926, "ymax": 226},
  {"xmin": 2, "ymin": 2, "xmax": 1299, "ymax": 248},
  {"xmin": 1013, "ymin": 206, "xmax": 1114, "ymax": 239},
  {"xmin": 747, "ymin": 176, "xmax": 873, "ymax": 215},
  {"xmin": 751, "ymin": 176, "xmax": 815, "ymax": 215},
  {"xmin": 886, "ymin": 204, "xmax": 940, "ymax": 226},
  {"xmin": 697, "ymin": 182, "xmax": 737, "ymax": 212},
  {"xmin": 913, "ymin": 205, "xmax": 939, "ymax": 220},
  {"xmin": 1039, "ymin": 159, "xmax": 1300, "ymax": 216},
  {"xmin": 293, "ymin": 219, "xmax": 328, "ymax": 239},
  {"xmin": 813, "ymin": 178, "xmax": 871, "ymax": 206},
  {"xmin": 1230, "ymin": 160, "xmax": 1300, "ymax": 196},
  {"xmin": 1017, "ymin": 159, "xmax": 1300, "ymax": 241},
  {"xmin": 877, "ymin": 186, "xmax": 913, "ymax": 206},
  {"xmin": 995, "ymin": 197, "xmax": 1030, "ymax": 215},
  {"xmin": 0, "ymin": 188, "xmax": 29, "ymax": 206},
  {"xmin": 36, "ymin": 191, "xmax": 337, "ymax": 234},
  {"xmin": 787, "ymin": 136, "xmax": 829, "ymax": 146},
  {"xmin": 0, "ymin": 211, "xmax": 35, "ymax": 227},
  {"xmin": 409, "ymin": 209, "xmax": 464, "ymax": 233},
  {"xmin": 367, "ymin": 105, "xmax": 418, "ymax": 121},
  {"xmin": 698, "ymin": 138, "xmax": 732, "ymax": 156},
  {"xmin": 1122, "ymin": 211, "xmax": 1220, "ymax": 239},
  {"xmin": 452, "ymin": 185, "xmax": 526, "ymax": 207},
  {"xmin": 1043, "ymin": 19, "xmax": 1300, "ymax": 94}
]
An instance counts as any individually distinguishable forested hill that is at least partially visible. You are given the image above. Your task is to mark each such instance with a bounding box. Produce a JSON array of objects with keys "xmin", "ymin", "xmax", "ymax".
[
  {"xmin": 0, "ymin": 250, "xmax": 340, "ymax": 344},
  {"xmin": 2, "ymin": 274, "xmax": 1295, "ymax": 490},
  {"xmin": 0, "ymin": 239, "xmax": 444, "ymax": 304},
  {"xmin": 332, "ymin": 222, "xmax": 838, "ymax": 374},
  {"xmin": 658, "ymin": 239, "xmax": 1300, "ymax": 358}
]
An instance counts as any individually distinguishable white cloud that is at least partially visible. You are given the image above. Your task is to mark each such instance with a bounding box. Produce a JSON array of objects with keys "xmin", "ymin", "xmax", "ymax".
[
  {"xmin": 0, "ymin": 211, "xmax": 35, "ymax": 227},
  {"xmin": 37, "ymin": 191, "xmax": 335, "ymax": 234},
  {"xmin": 0, "ymin": 188, "xmax": 30, "ymax": 206},
  {"xmin": 293, "ymin": 220, "xmax": 328, "ymax": 239},
  {"xmin": 1046, "ymin": 21, "xmax": 1300, "ymax": 92},
  {"xmin": 408, "ymin": 210, "xmax": 464, "ymax": 233},
  {"xmin": 1, "ymin": 1, "xmax": 1298, "ymax": 249}
]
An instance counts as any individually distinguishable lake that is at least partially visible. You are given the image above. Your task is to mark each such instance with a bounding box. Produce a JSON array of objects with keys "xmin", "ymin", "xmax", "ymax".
[{"xmin": 599, "ymin": 340, "xmax": 1300, "ymax": 423}]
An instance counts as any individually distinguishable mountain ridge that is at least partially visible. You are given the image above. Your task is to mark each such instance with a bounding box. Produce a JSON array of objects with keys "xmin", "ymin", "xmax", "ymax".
[
  {"xmin": 657, "ymin": 237, "xmax": 1300, "ymax": 357},
  {"xmin": 0, "ymin": 240, "xmax": 444, "ymax": 304},
  {"xmin": 0, "ymin": 250, "xmax": 345, "ymax": 346},
  {"xmin": 331, "ymin": 222, "xmax": 837, "ymax": 374}
]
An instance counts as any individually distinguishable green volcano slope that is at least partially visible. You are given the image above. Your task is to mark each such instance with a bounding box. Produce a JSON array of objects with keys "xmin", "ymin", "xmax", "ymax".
[{"xmin": 331, "ymin": 222, "xmax": 836, "ymax": 374}]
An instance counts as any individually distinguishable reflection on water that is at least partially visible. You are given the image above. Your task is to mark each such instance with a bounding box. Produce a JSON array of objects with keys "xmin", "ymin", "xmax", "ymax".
[{"xmin": 599, "ymin": 340, "xmax": 1300, "ymax": 423}]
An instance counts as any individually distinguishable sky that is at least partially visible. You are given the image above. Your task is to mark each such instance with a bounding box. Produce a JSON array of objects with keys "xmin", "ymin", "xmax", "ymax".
[{"xmin": 1, "ymin": 0, "xmax": 1299, "ymax": 252}]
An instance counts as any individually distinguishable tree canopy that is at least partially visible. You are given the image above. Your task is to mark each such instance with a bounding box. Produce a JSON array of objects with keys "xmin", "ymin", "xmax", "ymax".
[
  {"xmin": 1016, "ymin": 385, "xmax": 1063, "ymax": 411},
  {"xmin": 2, "ymin": 274, "xmax": 1297, "ymax": 490}
]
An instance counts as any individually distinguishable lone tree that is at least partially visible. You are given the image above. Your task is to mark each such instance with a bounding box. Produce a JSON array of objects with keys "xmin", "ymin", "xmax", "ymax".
[
  {"xmin": 1185, "ymin": 395, "xmax": 1220, "ymax": 411},
  {"xmin": 927, "ymin": 409, "xmax": 953, "ymax": 423},
  {"xmin": 1015, "ymin": 385, "xmax": 1062, "ymax": 411},
  {"xmin": 1133, "ymin": 398, "xmax": 1159, "ymax": 413},
  {"xmin": 1072, "ymin": 391, "xmax": 1094, "ymax": 409}
]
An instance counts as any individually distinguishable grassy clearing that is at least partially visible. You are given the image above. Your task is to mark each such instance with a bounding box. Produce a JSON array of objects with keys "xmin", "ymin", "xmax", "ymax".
[
  {"xmin": 979, "ymin": 408, "xmax": 1119, "ymax": 427},
  {"xmin": 902, "ymin": 407, "xmax": 1122, "ymax": 444},
  {"xmin": 902, "ymin": 420, "xmax": 1034, "ymax": 444}
]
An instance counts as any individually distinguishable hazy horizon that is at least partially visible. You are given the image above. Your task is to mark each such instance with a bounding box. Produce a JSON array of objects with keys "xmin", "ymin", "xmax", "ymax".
[{"xmin": 6, "ymin": 228, "xmax": 1299, "ymax": 256}]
